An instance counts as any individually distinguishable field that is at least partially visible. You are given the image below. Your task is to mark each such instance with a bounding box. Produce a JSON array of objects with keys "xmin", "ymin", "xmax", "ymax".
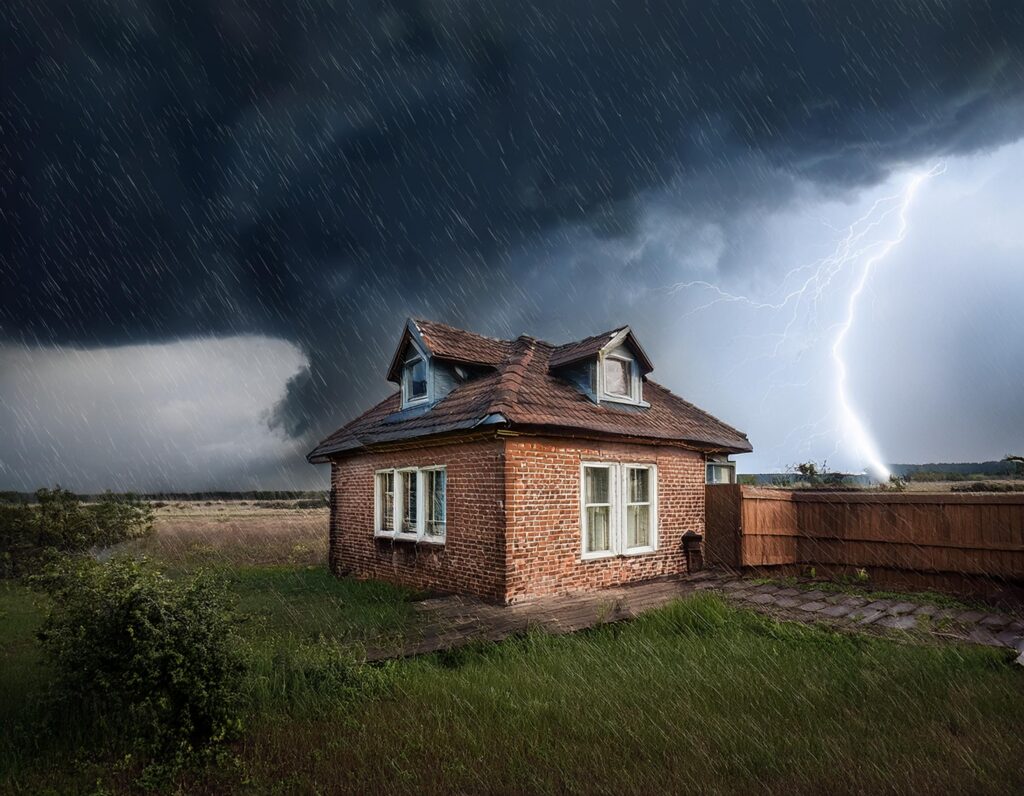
[{"xmin": 2, "ymin": 501, "xmax": 1024, "ymax": 794}]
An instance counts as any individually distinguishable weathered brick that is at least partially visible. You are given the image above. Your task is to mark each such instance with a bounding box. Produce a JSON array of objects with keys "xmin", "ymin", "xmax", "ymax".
[{"xmin": 329, "ymin": 433, "xmax": 706, "ymax": 603}]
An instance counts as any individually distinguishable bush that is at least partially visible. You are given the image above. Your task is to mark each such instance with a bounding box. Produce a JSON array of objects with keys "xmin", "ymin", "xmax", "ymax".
[
  {"xmin": 0, "ymin": 487, "xmax": 152, "ymax": 577},
  {"xmin": 30, "ymin": 556, "xmax": 246, "ymax": 776}
]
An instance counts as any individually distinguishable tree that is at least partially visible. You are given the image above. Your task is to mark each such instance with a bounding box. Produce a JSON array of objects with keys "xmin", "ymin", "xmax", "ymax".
[
  {"xmin": 0, "ymin": 487, "xmax": 153, "ymax": 577},
  {"xmin": 1005, "ymin": 455, "xmax": 1024, "ymax": 477}
]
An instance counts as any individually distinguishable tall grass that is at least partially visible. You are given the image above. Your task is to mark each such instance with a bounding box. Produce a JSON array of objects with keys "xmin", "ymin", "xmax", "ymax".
[
  {"xmin": 3, "ymin": 504, "xmax": 1024, "ymax": 794},
  {"xmin": 237, "ymin": 595, "xmax": 1024, "ymax": 795},
  {"xmin": 0, "ymin": 563, "xmax": 418, "ymax": 793}
]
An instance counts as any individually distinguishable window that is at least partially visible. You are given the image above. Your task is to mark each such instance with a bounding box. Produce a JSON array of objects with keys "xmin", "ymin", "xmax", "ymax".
[
  {"xmin": 625, "ymin": 466, "xmax": 651, "ymax": 548},
  {"xmin": 603, "ymin": 356, "xmax": 632, "ymax": 398},
  {"xmin": 376, "ymin": 471, "xmax": 395, "ymax": 532},
  {"xmin": 598, "ymin": 347, "xmax": 641, "ymax": 404},
  {"xmin": 375, "ymin": 466, "xmax": 446, "ymax": 543},
  {"xmin": 399, "ymin": 469, "xmax": 418, "ymax": 533},
  {"xmin": 583, "ymin": 464, "xmax": 613, "ymax": 554},
  {"xmin": 581, "ymin": 462, "xmax": 657, "ymax": 559},
  {"xmin": 706, "ymin": 459, "xmax": 735, "ymax": 484},
  {"xmin": 424, "ymin": 468, "xmax": 446, "ymax": 539},
  {"xmin": 403, "ymin": 354, "xmax": 428, "ymax": 404}
]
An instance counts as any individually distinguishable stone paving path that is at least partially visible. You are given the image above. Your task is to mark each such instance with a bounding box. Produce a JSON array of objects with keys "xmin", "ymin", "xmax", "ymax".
[
  {"xmin": 714, "ymin": 577, "xmax": 1024, "ymax": 658},
  {"xmin": 366, "ymin": 570, "xmax": 1024, "ymax": 663}
]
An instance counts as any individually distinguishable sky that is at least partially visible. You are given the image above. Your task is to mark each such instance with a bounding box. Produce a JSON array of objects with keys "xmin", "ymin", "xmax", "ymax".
[{"xmin": 2, "ymin": 1, "xmax": 1023, "ymax": 491}]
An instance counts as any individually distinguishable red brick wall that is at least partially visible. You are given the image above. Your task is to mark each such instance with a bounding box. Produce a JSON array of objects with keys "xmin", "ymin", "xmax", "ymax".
[
  {"xmin": 327, "ymin": 434, "xmax": 705, "ymax": 603},
  {"xmin": 329, "ymin": 437, "xmax": 506, "ymax": 600},
  {"xmin": 503, "ymin": 436, "xmax": 705, "ymax": 602}
]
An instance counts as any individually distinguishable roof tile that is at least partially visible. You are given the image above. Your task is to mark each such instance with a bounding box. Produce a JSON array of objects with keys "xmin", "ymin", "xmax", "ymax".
[{"xmin": 309, "ymin": 321, "xmax": 751, "ymax": 460}]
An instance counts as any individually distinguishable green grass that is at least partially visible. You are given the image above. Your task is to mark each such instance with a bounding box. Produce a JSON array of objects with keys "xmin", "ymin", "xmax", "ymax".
[
  {"xmin": 229, "ymin": 565, "xmax": 421, "ymax": 649},
  {"xmin": 3, "ymin": 565, "xmax": 1024, "ymax": 794},
  {"xmin": 230, "ymin": 594, "xmax": 1024, "ymax": 795},
  {"xmin": 0, "ymin": 564, "xmax": 420, "ymax": 794}
]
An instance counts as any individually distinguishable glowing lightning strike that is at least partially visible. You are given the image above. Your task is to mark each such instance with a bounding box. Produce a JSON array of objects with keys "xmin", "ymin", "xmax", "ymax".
[
  {"xmin": 661, "ymin": 161, "xmax": 946, "ymax": 480},
  {"xmin": 832, "ymin": 161, "xmax": 946, "ymax": 480}
]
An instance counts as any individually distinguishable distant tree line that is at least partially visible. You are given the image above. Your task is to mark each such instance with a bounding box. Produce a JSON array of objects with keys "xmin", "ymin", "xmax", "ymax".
[
  {"xmin": 0, "ymin": 487, "xmax": 153, "ymax": 577},
  {"xmin": 890, "ymin": 460, "xmax": 1019, "ymax": 478}
]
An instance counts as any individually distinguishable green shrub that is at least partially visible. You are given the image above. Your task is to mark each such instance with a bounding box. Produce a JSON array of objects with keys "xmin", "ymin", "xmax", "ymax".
[
  {"xmin": 0, "ymin": 487, "xmax": 153, "ymax": 577},
  {"xmin": 29, "ymin": 556, "xmax": 246, "ymax": 777}
]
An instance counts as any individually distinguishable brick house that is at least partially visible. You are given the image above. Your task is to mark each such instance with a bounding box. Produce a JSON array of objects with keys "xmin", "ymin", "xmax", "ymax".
[{"xmin": 308, "ymin": 318, "xmax": 751, "ymax": 603}]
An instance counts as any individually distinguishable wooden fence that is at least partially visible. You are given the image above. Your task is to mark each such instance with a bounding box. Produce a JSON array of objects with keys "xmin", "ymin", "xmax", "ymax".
[{"xmin": 705, "ymin": 485, "xmax": 1024, "ymax": 597}]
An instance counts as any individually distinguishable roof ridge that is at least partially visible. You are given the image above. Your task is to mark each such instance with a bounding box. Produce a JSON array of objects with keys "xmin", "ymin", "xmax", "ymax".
[
  {"xmin": 489, "ymin": 337, "xmax": 538, "ymax": 418},
  {"xmin": 412, "ymin": 317, "xmax": 512, "ymax": 346}
]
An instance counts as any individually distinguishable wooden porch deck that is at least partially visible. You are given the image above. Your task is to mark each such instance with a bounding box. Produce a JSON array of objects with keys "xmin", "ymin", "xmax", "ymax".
[
  {"xmin": 364, "ymin": 569, "xmax": 1024, "ymax": 663},
  {"xmin": 366, "ymin": 571, "xmax": 726, "ymax": 661}
]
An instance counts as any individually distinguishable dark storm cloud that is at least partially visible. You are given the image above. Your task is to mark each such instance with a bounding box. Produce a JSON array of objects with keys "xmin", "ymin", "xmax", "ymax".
[{"xmin": 3, "ymin": 0, "xmax": 1023, "ymax": 441}]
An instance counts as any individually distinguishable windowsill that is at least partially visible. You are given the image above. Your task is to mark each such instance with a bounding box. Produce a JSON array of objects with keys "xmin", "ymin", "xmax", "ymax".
[
  {"xmin": 374, "ymin": 533, "xmax": 446, "ymax": 547},
  {"xmin": 580, "ymin": 548, "xmax": 657, "ymax": 562},
  {"xmin": 597, "ymin": 394, "xmax": 650, "ymax": 408}
]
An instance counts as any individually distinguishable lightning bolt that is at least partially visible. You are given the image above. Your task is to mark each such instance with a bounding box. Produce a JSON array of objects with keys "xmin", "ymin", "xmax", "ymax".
[
  {"xmin": 666, "ymin": 162, "xmax": 946, "ymax": 479},
  {"xmin": 832, "ymin": 162, "xmax": 946, "ymax": 480}
]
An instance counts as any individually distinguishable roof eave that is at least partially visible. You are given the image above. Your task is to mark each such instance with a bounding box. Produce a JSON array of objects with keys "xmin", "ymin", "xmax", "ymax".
[
  {"xmin": 305, "ymin": 412, "xmax": 510, "ymax": 462},
  {"xmin": 500, "ymin": 420, "xmax": 752, "ymax": 454},
  {"xmin": 384, "ymin": 318, "xmax": 429, "ymax": 384}
]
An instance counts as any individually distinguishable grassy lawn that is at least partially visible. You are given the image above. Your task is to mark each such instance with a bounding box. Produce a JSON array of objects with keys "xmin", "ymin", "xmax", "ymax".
[
  {"xmin": 2, "ymin": 503, "xmax": 1023, "ymax": 794},
  {"xmin": 231, "ymin": 595, "xmax": 1024, "ymax": 796}
]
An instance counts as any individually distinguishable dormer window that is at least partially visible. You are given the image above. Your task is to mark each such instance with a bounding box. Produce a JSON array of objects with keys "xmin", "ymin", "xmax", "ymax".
[
  {"xmin": 603, "ymin": 355, "xmax": 633, "ymax": 399},
  {"xmin": 402, "ymin": 350, "xmax": 428, "ymax": 406},
  {"xmin": 598, "ymin": 347, "xmax": 641, "ymax": 404}
]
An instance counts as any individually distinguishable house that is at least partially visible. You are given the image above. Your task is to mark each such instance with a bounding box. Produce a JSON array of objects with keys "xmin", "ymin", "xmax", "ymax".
[{"xmin": 307, "ymin": 318, "xmax": 752, "ymax": 603}]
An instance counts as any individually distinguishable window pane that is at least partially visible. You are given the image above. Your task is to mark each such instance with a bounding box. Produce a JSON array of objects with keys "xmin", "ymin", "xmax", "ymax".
[
  {"xmin": 604, "ymin": 358, "xmax": 631, "ymax": 396},
  {"xmin": 425, "ymin": 469, "xmax": 446, "ymax": 538},
  {"xmin": 586, "ymin": 506, "xmax": 611, "ymax": 552},
  {"xmin": 380, "ymin": 472, "xmax": 394, "ymax": 531},
  {"xmin": 627, "ymin": 504, "xmax": 649, "ymax": 548},
  {"xmin": 628, "ymin": 468, "xmax": 649, "ymax": 503},
  {"xmin": 706, "ymin": 464, "xmax": 733, "ymax": 484},
  {"xmin": 406, "ymin": 358, "xmax": 427, "ymax": 398},
  {"xmin": 584, "ymin": 466, "xmax": 609, "ymax": 504},
  {"xmin": 401, "ymin": 471, "xmax": 417, "ymax": 531}
]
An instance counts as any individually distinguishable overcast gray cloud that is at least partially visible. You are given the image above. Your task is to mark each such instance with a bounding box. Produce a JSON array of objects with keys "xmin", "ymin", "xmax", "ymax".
[
  {"xmin": 0, "ymin": 337, "xmax": 309, "ymax": 491},
  {"xmin": 1, "ymin": 1, "xmax": 1023, "ymax": 488}
]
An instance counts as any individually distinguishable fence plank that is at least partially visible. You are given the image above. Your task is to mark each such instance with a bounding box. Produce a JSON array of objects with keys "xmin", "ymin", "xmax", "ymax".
[{"xmin": 705, "ymin": 486, "xmax": 1024, "ymax": 586}]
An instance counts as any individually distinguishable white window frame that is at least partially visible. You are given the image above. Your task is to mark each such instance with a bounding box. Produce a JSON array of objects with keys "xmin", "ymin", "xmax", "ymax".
[
  {"xmin": 581, "ymin": 461, "xmax": 616, "ymax": 560},
  {"xmin": 421, "ymin": 466, "xmax": 447, "ymax": 540},
  {"xmin": 705, "ymin": 459, "xmax": 736, "ymax": 485},
  {"xmin": 623, "ymin": 464, "xmax": 656, "ymax": 555},
  {"xmin": 395, "ymin": 467, "xmax": 420, "ymax": 539},
  {"xmin": 401, "ymin": 341, "xmax": 430, "ymax": 408},
  {"xmin": 580, "ymin": 461, "xmax": 658, "ymax": 560},
  {"xmin": 374, "ymin": 469, "xmax": 396, "ymax": 535},
  {"xmin": 374, "ymin": 465, "xmax": 446, "ymax": 544},
  {"xmin": 596, "ymin": 346, "xmax": 643, "ymax": 405}
]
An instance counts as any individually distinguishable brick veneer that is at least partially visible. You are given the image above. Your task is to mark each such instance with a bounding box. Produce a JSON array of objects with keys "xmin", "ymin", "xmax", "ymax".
[
  {"xmin": 503, "ymin": 436, "xmax": 704, "ymax": 602},
  {"xmin": 328, "ymin": 433, "xmax": 705, "ymax": 603},
  {"xmin": 330, "ymin": 437, "xmax": 507, "ymax": 600}
]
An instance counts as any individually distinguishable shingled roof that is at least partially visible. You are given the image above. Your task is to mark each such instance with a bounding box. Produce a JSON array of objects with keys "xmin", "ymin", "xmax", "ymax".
[
  {"xmin": 548, "ymin": 326, "xmax": 654, "ymax": 374},
  {"xmin": 309, "ymin": 320, "xmax": 752, "ymax": 461},
  {"xmin": 385, "ymin": 318, "xmax": 509, "ymax": 382}
]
